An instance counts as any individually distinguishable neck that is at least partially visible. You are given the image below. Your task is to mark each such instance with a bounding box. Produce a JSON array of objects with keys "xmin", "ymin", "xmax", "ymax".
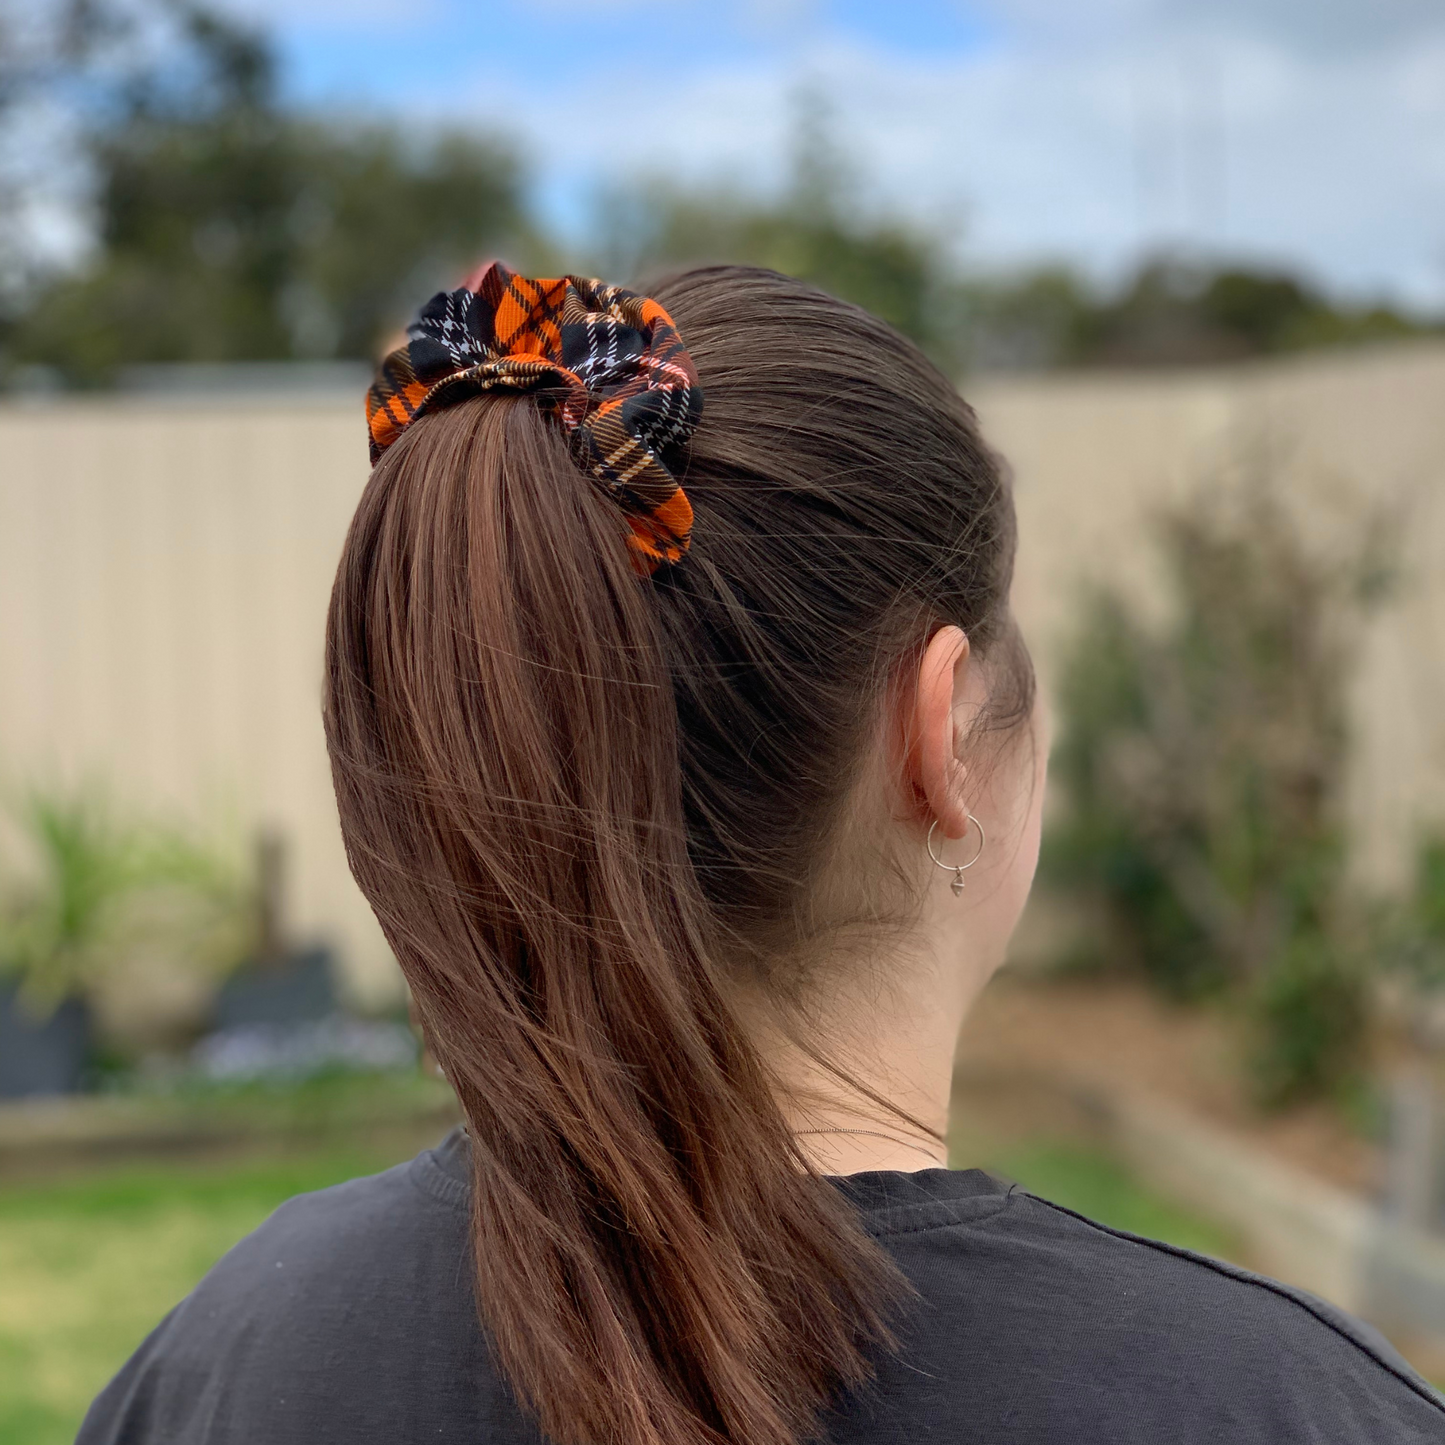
[
  {"xmin": 794, "ymin": 1126, "xmax": 949, "ymax": 1175},
  {"xmin": 743, "ymin": 935, "xmax": 995, "ymax": 1176}
]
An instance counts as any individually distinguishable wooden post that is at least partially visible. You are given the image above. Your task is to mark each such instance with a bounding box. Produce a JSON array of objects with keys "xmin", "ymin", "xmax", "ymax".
[
  {"xmin": 256, "ymin": 827, "xmax": 288, "ymax": 968},
  {"xmin": 1386, "ymin": 1068, "xmax": 1440, "ymax": 1232}
]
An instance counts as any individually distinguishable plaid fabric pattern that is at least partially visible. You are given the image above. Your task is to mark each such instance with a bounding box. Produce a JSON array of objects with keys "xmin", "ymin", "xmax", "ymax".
[{"xmin": 366, "ymin": 261, "xmax": 701, "ymax": 573}]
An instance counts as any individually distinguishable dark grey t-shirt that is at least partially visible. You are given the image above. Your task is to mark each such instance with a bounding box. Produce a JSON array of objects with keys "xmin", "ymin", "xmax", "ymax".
[{"xmin": 78, "ymin": 1128, "xmax": 1445, "ymax": 1443}]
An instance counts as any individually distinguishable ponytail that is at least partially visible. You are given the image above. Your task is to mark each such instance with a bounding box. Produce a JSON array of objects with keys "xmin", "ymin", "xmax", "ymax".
[{"xmin": 325, "ymin": 394, "xmax": 900, "ymax": 1445}]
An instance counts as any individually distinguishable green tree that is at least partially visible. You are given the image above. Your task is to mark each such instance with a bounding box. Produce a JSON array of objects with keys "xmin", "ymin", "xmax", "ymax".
[
  {"xmin": 593, "ymin": 94, "xmax": 960, "ymax": 365},
  {"xmin": 956, "ymin": 257, "xmax": 1439, "ymax": 372},
  {"xmin": 1074, "ymin": 258, "xmax": 1431, "ymax": 368},
  {"xmin": 955, "ymin": 267, "xmax": 1095, "ymax": 370},
  {"xmin": 5, "ymin": 3, "xmax": 527, "ymax": 383}
]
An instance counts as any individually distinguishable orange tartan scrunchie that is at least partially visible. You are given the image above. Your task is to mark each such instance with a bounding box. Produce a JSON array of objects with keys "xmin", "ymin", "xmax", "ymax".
[{"xmin": 366, "ymin": 261, "xmax": 701, "ymax": 574}]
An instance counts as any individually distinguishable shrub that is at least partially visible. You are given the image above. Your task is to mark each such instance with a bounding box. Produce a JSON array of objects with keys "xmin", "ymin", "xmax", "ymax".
[
  {"xmin": 1043, "ymin": 468, "xmax": 1391, "ymax": 1103},
  {"xmin": 0, "ymin": 786, "xmax": 255, "ymax": 1018},
  {"xmin": 1375, "ymin": 836, "xmax": 1445, "ymax": 1046}
]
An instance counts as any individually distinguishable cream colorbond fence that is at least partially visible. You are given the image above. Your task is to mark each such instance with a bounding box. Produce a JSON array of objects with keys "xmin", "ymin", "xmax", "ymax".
[
  {"xmin": 984, "ymin": 341, "xmax": 1445, "ymax": 900},
  {"xmin": 3, "ymin": 343, "xmax": 1443, "ymax": 1000},
  {"xmin": 0, "ymin": 398, "xmax": 390, "ymax": 998}
]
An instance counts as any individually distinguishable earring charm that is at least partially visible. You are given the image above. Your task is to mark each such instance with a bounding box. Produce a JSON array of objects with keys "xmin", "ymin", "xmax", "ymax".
[{"xmin": 927, "ymin": 816, "xmax": 985, "ymax": 895}]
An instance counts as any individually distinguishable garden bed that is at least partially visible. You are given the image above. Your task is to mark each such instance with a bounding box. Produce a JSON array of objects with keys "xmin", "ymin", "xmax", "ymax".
[
  {"xmin": 0, "ymin": 1071, "xmax": 459, "ymax": 1183},
  {"xmin": 955, "ymin": 972, "xmax": 1382, "ymax": 1194}
]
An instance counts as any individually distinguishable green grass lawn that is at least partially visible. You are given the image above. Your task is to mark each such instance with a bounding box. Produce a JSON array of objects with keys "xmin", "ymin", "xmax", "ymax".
[
  {"xmin": 980, "ymin": 1139, "xmax": 1240, "ymax": 1260},
  {"xmin": 0, "ymin": 1143, "xmax": 413, "ymax": 1445},
  {"xmin": 0, "ymin": 1132, "xmax": 1235, "ymax": 1445}
]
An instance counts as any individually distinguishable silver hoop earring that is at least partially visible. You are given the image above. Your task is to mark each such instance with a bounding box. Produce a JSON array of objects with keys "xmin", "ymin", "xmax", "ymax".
[{"xmin": 927, "ymin": 815, "xmax": 986, "ymax": 896}]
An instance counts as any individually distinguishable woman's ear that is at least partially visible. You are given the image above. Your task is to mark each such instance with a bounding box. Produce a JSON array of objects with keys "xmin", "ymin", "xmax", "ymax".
[{"xmin": 903, "ymin": 625, "xmax": 972, "ymax": 838}]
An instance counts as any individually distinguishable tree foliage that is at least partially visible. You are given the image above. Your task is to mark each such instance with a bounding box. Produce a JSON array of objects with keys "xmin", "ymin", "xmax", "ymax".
[
  {"xmin": 2, "ymin": 2, "xmax": 526, "ymax": 383},
  {"xmin": 1, "ymin": 5, "xmax": 1437, "ymax": 386},
  {"xmin": 591, "ymin": 95, "xmax": 961, "ymax": 367},
  {"xmin": 963, "ymin": 258, "xmax": 1432, "ymax": 371}
]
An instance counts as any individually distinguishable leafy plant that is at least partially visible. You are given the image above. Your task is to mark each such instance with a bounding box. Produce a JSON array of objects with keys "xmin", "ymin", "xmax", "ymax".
[
  {"xmin": 1376, "ymin": 835, "xmax": 1445, "ymax": 1018},
  {"xmin": 0, "ymin": 787, "xmax": 256, "ymax": 1017},
  {"xmin": 1043, "ymin": 465, "xmax": 1393, "ymax": 1103}
]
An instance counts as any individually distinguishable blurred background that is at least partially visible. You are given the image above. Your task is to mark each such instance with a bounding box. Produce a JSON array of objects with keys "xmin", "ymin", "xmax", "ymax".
[{"xmin": 3, "ymin": 0, "xmax": 1445, "ymax": 1438}]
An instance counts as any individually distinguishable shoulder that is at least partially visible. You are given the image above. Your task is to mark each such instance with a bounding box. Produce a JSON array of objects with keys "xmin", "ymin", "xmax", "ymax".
[
  {"xmin": 860, "ymin": 1176, "xmax": 1445, "ymax": 1443},
  {"xmin": 1008, "ymin": 1189, "xmax": 1426, "ymax": 1381},
  {"xmin": 155, "ymin": 1144, "xmax": 468, "ymax": 1336},
  {"xmin": 209, "ymin": 1140, "xmax": 469, "ymax": 1287},
  {"xmin": 77, "ymin": 1140, "xmax": 484, "ymax": 1445}
]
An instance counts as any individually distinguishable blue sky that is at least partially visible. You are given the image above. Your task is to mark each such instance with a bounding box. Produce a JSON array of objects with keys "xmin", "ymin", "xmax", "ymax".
[
  {"xmin": 221, "ymin": 0, "xmax": 1445, "ymax": 306},
  {"xmin": 275, "ymin": 1, "xmax": 999, "ymax": 101}
]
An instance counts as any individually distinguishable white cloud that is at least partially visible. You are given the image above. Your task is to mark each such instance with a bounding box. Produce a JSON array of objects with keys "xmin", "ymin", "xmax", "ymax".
[
  {"xmin": 975, "ymin": 0, "xmax": 1445, "ymax": 56},
  {"xmin": 218, "ymin": 0, "xmax": 433, "ymax": 26},
  {"xmin": 198, "ymin": 0, "xmax": 1445, "ymax": 307},
  {"xmin": 416, "ymin": 17, "xmax": 1444, "ymax": 307}
]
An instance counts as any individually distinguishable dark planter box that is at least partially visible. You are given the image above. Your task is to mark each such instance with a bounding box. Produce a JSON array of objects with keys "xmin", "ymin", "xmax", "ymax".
[
  {"xmin": 0, "ymin": 980, "xmax": 91, "ymax": 1098},
  {"xmin": 213, "ymin": 945, "xmax": 337, "ymax": 1030}
]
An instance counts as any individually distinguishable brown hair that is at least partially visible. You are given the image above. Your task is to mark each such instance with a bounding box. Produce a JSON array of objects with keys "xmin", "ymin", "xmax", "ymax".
[{"xmin": 324, "ymin": 265, "xmax": 1030, "ymax": 1445}]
